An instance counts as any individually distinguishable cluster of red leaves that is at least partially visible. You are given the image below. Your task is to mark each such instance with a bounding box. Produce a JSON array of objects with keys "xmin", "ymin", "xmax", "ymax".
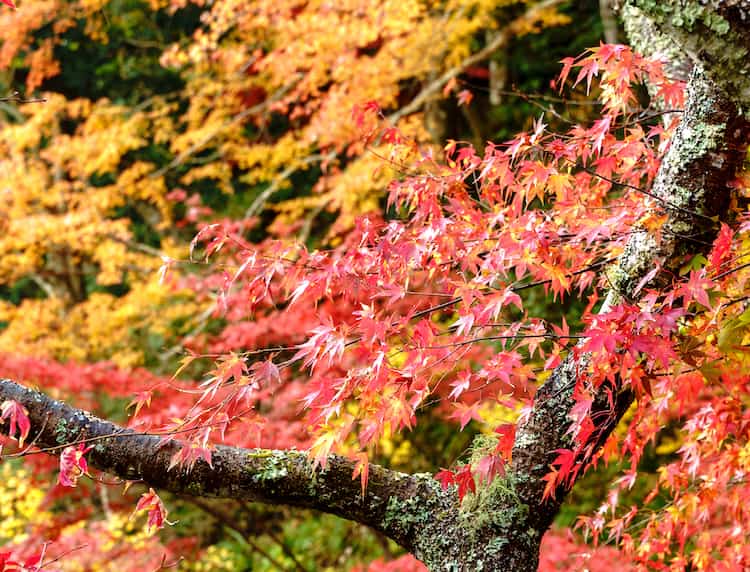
[
  {"xmin": 538, "ymin": 528, "xmax": 636, "ymax": 571},
  {"xmin": 3, "ymin": 42, "xmax": 750, "ymax": 570},
  {"xmin": 436, "ymin": 423, "xmax": 515, "ymax": 500},
  {"xmin": 0, "ymin": 552, "xmax": 41, "ymax": 572},
  {"xmin": 164, "ymin": 45, "xmax": 750, "ymax": 568},
  {"xmin": 563, "ymin": 207, "xmax": 750, "ymax": 568},
  {"xmin": 176, "ymin": 45, "xmax": 684, "ymax": 475}
]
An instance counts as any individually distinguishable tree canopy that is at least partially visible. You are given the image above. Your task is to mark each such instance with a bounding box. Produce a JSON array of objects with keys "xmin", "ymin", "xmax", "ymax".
[{"xmin": 1, "ymin": 0, "xmax": 750, "ymax": 570}]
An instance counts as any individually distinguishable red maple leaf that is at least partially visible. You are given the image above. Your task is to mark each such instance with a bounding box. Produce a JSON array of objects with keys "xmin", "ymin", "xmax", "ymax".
[
  {"xmin": 58, "ymin": 443, "xmax": 92, "ymax": 487},
  {"xmin": 451, "ymin": 402, "xmax": 482, "ymax": 430},
  {"xmin": 134, "ymin": 487, "xmax": 170, "ymax": 531},
  {"xmin": 708, "ymin": 223, "xmax": 733, "ymax": 273},
  {"xmin": 250, "ymin": 358, "xmax": 281, "ymax": 385},
  {"xmin": 456, "ymin": 89, "xmax": 474, "ymax": 106},
  {"xmin": 0, "ymin": 400, "xmax": 30, "ymax": 447},
  {"xmin": 678, "ymin": 269, "xmax": 714, "ymax": 309},
  {"xmin": 435, "ymin": 468, "xmax": 456, "ymax": 490},
  {"xmin": 494, "ymin": 423, "xmax": 517, "ymax": 462},
  {"xmin": 475, "ymin": 454, "xmax": 505, "ymax": 484},
  {"xmin": 454, "ymin": 465, "xmax": 476, "ymax": 500}
]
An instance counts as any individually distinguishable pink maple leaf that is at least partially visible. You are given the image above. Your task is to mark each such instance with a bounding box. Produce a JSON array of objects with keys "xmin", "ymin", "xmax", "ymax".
[
  {"xmin": 0, "ymin": 400, "xmax": 30, "ymax": 447},
  {"xmin": 135, "ymin": 488, "xmax": 170, "ymax": 531},
  {"xmin": 58, "ymin": 443, "xmax": 92, "ymax": 487},
  {"xmin": 451, "ymin": 402, "xmax": 482, "ymax": 430}
]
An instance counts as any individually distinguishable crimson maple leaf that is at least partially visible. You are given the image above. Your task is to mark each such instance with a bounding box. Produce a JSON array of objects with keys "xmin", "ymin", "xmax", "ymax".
[
  {"xmin": 456, "ymin": 89, "xmax": 474, "ymax": 106},
  {"xmin": 0, "ymin": 399, "xmax": 30, "ymax": 447},
  {"xmin": 451, "ymin": 402, "xmax": 482, "ymax": 430},
  {"xmin": 135, "ymin": 487, "xmax": 170, "ymax": 531},
  {"xmin": 678, "ymin": 269, "xmax": 714, "ymax": 309},
  {"xmin": 58, "ymin": 443, "xmax": 92, "ymax": 487}
]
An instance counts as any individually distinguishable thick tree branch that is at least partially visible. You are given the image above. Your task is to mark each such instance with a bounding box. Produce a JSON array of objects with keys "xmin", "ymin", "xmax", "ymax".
[
  {"xmin": 0, "ymin": 378, "xmax": 438, "ymax": 552},
  {"xmin": 509, "ymin": 2, "xmax": 750, "ymax": 535},
  {"xmin": 627, "ymin": 0, "xmax": 750, "ymax": 104}
]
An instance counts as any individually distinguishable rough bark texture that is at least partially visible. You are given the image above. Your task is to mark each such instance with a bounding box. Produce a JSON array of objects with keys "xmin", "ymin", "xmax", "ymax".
[
  {"xmin": 510, "ymin": 65, "xmax": 749, "ymax": 543},
  {"xmin": 1, "ymin": 3, "xmax": 750, "ymax": 571},
  {"xmin": 628, "ymin": 0, "xmax": 750, "ymax": 106},
  {"xmin": 0, "ymin": 378, "xmax": 443, "ymax": 550},
  {"xmin": 497, "ymin": 2, "xmax": 750, "ymax": 568}
]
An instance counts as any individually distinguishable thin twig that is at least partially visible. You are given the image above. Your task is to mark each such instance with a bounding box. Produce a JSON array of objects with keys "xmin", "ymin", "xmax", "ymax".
[
  {"xmin": 0, "ymin": 91, "xmax": 46, "ymax": 104},
  {"xmin": 580, "ymin": 165, "xmax": 717, "ymax": 223},
  {"xmin": 387, "ymin": 0, "xmax": 565, "ymax": 124}
]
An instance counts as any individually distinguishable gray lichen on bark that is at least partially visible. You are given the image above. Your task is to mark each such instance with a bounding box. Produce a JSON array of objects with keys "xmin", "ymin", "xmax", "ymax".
[
  {"xmin": 625, "ymin": 0, "xmax": 750, "ymax": 109},
  {"xmin": 499, "ymin": 6, "xmax": 750, "ymax": 568}
]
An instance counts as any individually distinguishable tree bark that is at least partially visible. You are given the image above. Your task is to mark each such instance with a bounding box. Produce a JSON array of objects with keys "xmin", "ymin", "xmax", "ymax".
[
  {"xmin": 0, "ymin": 378, "xmax": 444, "ymax": 551},
  {"xmin": 511, "ymin": 64, "xmax": 749, "ymax": 533},
  {"xmin": 2, "ymin": 2, "xmax": 750, "ymax": 570}
]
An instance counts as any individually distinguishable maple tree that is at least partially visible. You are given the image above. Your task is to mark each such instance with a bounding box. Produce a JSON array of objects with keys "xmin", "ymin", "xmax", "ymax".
[{"xmin": 2, "ymin": 0, "xmax": 750, "ymax": 570}]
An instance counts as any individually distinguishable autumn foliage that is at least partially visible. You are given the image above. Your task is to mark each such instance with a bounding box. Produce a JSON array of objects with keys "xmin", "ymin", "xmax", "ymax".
[{"xmin": 0, "ymin": 0, "xmax": 749, "ymax": 570}]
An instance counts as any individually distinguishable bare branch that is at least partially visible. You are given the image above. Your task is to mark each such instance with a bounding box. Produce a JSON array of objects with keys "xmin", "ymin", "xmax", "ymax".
[{"xmin": 387, "ymin": 0, "xmax": 566, "ymax": 125}]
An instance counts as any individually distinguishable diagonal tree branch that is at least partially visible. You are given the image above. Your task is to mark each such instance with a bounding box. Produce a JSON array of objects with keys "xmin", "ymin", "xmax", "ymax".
[
  {"xmin": 508, "ymin": 0, "xmax": 750, "ymax": 533},
  {"xmin": 0, "ymin": 378, "xmax": 440, "ymax": 552}
]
